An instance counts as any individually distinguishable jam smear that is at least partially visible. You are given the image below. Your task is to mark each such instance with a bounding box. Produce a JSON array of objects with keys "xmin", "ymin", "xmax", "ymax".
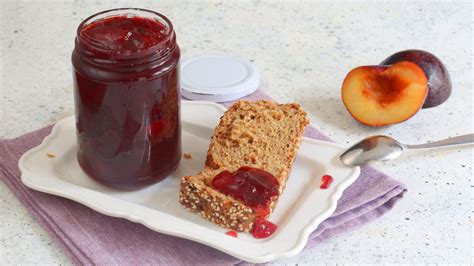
[
  {"xmin": 251, "ymin": 217, "xmax": 278, "ymax": 239},
  {"xmin": 211, "ymin": 166, "xmax": 279, "ymax": 212},
  {"xmin": 320, "ymin": 174, "xmax": 334, "ymax": 189},
  {"xmin": 225, "ymin": 231, "xmax": 238, "ymax": 238}
]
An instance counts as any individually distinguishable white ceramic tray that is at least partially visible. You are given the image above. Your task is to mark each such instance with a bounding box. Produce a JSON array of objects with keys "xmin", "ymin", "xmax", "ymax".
[{"xmin": 19, "ymin": 101, "xmax": 360, "ymax": 263}]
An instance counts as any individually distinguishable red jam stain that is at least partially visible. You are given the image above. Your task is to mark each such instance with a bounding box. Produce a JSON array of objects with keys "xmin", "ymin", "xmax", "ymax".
[
  {"xmin": 211, "ymin": 166, "xmax": 279, "ymax": 213},
  {"xmin": 225, "ymin": 231, "xmax": 238, "ymax": 238},
  {"xmin": 320, "ymin": 174, "xmax": 334, "ymax": 189},
  {"xmin": 81, "ymin": 15, "xmax": 168, "ymax": 55},
  {"xmin": 251, "ymin": 217, "xmax": 278, "ymax": 239},
  {"xmin": 72, "ymin": 11, "xmax": 181, "ymax": 190}
]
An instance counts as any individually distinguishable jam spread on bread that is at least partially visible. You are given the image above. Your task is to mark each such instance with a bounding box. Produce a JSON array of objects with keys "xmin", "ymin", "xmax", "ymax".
[
  {"xmin": 211, "ymin": 166, "xmax": 279, "ymax": 238},
  {"xmin": 211, "ymin": 166, "xmax": 279, "ymax": 214}
]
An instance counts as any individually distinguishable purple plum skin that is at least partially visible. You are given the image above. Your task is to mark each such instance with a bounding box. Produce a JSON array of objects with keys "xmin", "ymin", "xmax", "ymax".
[{"xmin": 381, "ymin": 49, "xmax": 452, "ymax": 108}]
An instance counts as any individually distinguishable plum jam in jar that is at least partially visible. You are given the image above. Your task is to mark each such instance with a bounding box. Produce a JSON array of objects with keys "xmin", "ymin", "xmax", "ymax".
[{"xmin": 72, "ymin": 8, "xmax": 181, "ymax": 190}]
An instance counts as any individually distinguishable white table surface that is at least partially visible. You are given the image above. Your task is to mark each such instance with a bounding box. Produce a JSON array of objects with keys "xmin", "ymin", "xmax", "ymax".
[{"xmin": 1, "ymin": 0, "xmax": 472, "ymax": 264}]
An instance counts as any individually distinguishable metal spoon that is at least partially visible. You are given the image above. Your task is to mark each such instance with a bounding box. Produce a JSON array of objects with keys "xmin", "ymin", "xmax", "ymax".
[{"xmin": 340, "ymin": 134, "xmax": 474, "ymax": 166}]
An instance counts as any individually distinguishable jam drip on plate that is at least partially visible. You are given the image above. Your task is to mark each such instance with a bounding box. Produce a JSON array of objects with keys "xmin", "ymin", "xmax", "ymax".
[
  {"xmin": 320, "ymin": 174, "xmax": 334, "ymax": 189},
  {"xmin": 251, "ymin": 217, "xmax": 278, "ymax": 239},
  {"xmin": 225, "ymin": 231, "xmax": 238, "ymax": 238}
]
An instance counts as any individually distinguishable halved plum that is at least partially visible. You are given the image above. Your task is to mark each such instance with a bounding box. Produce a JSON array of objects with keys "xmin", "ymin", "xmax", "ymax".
[{"xmin": 342, "ymin": 61, "xmax": 428, "ymax": 126}]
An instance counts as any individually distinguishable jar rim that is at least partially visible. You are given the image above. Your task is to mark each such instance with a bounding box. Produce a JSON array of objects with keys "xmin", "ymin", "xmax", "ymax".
[{"xmin": 76, "ymin": 8, "xmax": 175, "ymax": 59}]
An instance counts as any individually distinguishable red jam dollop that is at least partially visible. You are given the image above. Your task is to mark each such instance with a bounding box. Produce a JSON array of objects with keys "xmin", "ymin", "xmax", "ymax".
[
  {"xmin": 320, "ymin": 174, "xmax": 334, "ymax": 189},
  {"xmin": 251, "ymin": 217, "xmax": 278, "ymax": 239},
  {"xmin": 72, "ymin": 9, "xmax": 181, "ymax": 190},
  {"xmin": 211, "ymin": 166, "xmax": 279, "ymax": 215}
]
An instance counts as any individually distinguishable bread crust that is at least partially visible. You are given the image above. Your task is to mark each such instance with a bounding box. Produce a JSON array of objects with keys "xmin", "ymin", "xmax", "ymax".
[{"xmin": 179, "ymin": 100, "xmax": 308, "ymax": 232}]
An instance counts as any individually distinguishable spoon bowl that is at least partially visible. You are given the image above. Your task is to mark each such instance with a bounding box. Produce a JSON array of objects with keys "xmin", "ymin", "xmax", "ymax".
[
  {"xmin": 340, "ymin": 134, "xmax": 473, "ymax": 166},
  {"xmin": 340, "ymin": 135, "xmax": 404, "ymax": 166}
]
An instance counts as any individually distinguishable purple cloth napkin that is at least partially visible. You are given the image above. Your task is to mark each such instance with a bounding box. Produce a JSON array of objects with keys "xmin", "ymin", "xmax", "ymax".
[{"xmin": 0, "ymin": 90, "xmax": 406, "ymax": 265}]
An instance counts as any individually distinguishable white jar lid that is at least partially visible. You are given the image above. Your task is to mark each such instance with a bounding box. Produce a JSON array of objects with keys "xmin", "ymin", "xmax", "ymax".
[{"xmin": 180, "ymin": 54, "xmax": 260, "ymax": 102}]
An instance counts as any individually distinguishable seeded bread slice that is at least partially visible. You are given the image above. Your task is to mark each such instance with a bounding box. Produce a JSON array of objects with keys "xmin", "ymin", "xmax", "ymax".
[{"xmin": 179, "ymin": 100, "xmax": 309, "ymax": 232}]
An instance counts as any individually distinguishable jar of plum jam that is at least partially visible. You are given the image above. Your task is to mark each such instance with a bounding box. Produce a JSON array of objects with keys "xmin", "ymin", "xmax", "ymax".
[{"xmin": 72, "ymin": 8, "xmax": 181, "ymax": 190}]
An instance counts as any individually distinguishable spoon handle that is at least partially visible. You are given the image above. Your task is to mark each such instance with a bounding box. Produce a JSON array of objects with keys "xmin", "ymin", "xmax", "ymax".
[{"xmin": 405, "ymin": 134, "xmax": 474, "ymax": 149}]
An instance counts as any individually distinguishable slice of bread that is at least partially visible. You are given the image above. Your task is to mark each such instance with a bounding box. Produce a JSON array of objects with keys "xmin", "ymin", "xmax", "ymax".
[{"xmin": 179, "ymin": 100, "xmax": 309, "ymax": 232}]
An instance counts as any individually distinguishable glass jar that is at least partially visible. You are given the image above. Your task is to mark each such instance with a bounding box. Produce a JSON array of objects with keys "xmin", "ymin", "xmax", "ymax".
[{"xmin": 72, "ymin": 8, "xmax": 181, "ymax": 190}]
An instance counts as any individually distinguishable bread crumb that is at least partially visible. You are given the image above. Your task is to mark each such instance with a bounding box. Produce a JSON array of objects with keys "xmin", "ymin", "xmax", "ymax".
[
  {"xmin": 46, "ymin": 153, "xmax": 55, "ymax": 158},
  {"xmin": 183, "ymin": 153, "xmax": 192, "ymax": 159}
]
